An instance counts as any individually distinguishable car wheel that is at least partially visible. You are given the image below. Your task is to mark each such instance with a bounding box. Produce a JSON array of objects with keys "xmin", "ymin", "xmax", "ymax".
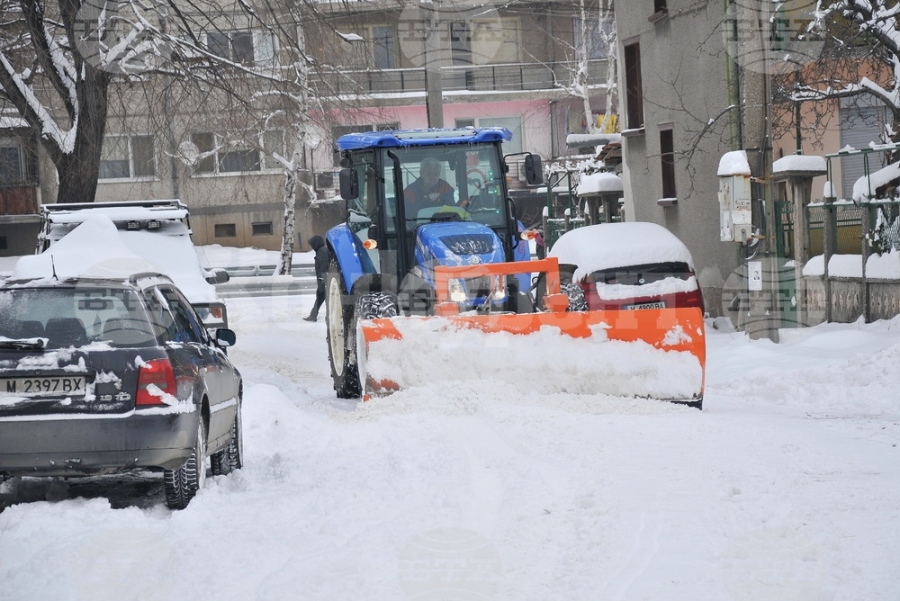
[
  {"xmin": 210, "ymin": 400, "xmax": 243, "ymax": 476},
  {"xmin": 561, "ymin": 282, "xmax": 588, "ymax": 312},
  {"xmin": 164, "ymin": 415, "xmax": 207, "ymax": 510},
  {"xmin": 325, "ymin": 259, "xmax": 361, "ymax": 399}
]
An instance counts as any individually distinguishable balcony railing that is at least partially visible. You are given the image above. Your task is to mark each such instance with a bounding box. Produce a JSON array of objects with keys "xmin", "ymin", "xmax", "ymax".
[{"xmin": 310, "ymin": 59, "xmax": 610, "ymax": 97}]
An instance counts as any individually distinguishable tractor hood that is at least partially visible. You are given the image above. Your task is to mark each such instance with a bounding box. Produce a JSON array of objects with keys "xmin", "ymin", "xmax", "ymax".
[{"xmin": 414, "ymin": 221, "xmax": 505, "ymax": 283}]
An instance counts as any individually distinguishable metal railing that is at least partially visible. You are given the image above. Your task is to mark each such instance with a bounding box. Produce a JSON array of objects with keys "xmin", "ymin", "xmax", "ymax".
[{"xmin": 309, "ymin": 59, "xmax": 610, "ymax": 96}]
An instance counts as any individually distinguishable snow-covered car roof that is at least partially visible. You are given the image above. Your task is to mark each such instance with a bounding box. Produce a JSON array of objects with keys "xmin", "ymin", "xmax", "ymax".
[
  {"xmin": 548, "ymin": 222, "xmax": 695, "ymax": 281},
  {"xmin": 15, "ymin": 215, "xmax": 218, "ymax": 302}
]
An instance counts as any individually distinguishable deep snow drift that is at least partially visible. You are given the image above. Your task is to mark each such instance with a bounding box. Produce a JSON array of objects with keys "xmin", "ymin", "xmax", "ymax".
[{"xmin": 1, "ymin": 259, "xmax": 899, "ymax": 600}]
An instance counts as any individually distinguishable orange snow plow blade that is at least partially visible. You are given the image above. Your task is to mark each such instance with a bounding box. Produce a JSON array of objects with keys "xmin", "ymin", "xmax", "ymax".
[{"xmin": 357, "ymin": 258, "xmax": 706, "ymax": 403}]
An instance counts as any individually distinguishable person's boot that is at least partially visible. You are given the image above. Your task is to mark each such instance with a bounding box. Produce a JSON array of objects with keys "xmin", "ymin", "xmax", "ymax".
[{"xmin": 303, "ymin": 313, "xmax": 317, "ymax": 322}]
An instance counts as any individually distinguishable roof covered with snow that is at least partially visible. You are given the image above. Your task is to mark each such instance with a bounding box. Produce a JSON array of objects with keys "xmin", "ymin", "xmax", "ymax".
[{"xmin": 548, "ymin": 222, "xmax": 695, "ymax": 280}]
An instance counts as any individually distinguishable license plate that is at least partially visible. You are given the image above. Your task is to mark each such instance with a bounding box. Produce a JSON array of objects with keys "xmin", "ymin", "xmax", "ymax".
[
  {"xmin": 625, "ymin": 301, "xmax": 666, "ymax": 310},
  {"xmin": 0, "ymin": 376, "xmax": 87, "ymax": 396}
]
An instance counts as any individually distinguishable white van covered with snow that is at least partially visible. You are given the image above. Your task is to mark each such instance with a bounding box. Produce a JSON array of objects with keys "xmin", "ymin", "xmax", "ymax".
[{"xmin": 36, "ymin": 200, "xmax": 230, "ymax": 329}]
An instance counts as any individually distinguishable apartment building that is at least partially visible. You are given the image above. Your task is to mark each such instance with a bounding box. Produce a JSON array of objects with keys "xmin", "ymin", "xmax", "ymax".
[{"xmin": 0, "ymin": 0, "xmax": 614, "ymax": 256}]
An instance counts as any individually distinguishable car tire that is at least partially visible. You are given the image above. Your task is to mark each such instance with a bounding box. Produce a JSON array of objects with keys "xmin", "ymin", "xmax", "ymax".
[
  {"xmin": 325, "ymin": 259, "xmax": 361, "ymax": 399},
  {"xmin": 561, "ymin": 282, "xmax": 588, "ymax": 312},
  {"xmin": 210, "ymin": 401, "xmax": 243, "ymax": 476},
  {"xmin": 164, "ymin": 415, "xmax": 207, "ymax": 510}
]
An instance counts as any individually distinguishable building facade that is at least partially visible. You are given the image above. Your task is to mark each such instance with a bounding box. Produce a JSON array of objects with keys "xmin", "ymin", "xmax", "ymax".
[{"xmin": 0, "ymin": 0, "xmax": 614, "ymax": 257}]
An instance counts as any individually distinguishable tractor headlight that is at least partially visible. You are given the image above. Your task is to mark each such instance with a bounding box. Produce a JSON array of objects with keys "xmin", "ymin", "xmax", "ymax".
[
  {"xmin": 448, "ymin": 278, "xmax": 468, "ymax": 303},
  {"xmin": 487, "ymin": 275, "xmax": 506, "ymax": 302}
]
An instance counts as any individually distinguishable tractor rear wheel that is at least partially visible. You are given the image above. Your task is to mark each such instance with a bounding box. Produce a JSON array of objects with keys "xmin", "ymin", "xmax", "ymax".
[{"xmin": 325, "ymin": 259, "xmax": 361, "ymax": 399}]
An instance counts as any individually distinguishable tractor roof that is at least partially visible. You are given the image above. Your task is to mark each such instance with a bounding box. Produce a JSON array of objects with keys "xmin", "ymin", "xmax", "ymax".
[{"xmin": 336, "ymin": 127, "xmax": 512, "ymax": 151}]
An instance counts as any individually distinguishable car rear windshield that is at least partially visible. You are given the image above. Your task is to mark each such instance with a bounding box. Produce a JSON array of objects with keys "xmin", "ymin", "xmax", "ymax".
[
  {"xmin": 0, "ymin": 287, "xmax": 155, "ymax": 349},
  {"xmin": 590, "ymin": 262, "xmax": 694, "ymax": 286}
]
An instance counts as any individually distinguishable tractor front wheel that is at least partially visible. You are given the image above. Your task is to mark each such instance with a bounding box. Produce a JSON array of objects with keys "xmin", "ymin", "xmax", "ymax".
[{"xmin": 325, "ymin": 260, "xmax": 361, "ymax": 399}]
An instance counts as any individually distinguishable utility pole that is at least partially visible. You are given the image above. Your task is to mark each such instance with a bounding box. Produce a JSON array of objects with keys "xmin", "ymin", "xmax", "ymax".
[{"xmin": 422, "ymin": 0, "xmax": 444, "ymax": 127}]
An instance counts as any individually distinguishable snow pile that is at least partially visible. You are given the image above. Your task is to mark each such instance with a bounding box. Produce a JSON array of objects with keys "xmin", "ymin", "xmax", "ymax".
[
  {"xmin": 772, "ymin": 154, "xmax": 826, "ymax": 174},
  {"xmin": 361, "ymin": 318, "xmax": 703, "ymax": 400},
  {"xmin": 802, "ymin": 251, "xmax": 900, "ymax": 279},
  {"xmin": 852, "ymin": 161, "xmax": 900, "ymax": 201},
  {"xmin": 576, "ymin": 172, "xmax": 622, "ymax": 196},
  {"xmin": 717, "ymin": 150, "xmax": 751, "ymax": 176}
]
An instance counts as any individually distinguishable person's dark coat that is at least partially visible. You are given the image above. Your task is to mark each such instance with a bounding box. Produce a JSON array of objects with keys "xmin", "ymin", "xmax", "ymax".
[{"xmin": 309, "ymin": 235, "xmax": 329, "ymax": 283}]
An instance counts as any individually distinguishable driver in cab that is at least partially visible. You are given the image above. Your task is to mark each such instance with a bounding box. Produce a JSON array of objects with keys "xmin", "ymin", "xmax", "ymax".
[{"xmin": 404, "ymin": 157, "xmax": 468, "ymax": 218}]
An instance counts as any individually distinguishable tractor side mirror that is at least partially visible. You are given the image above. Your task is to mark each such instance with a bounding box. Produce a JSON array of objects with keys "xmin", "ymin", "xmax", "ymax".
[
  {"xmin": 339, "ymin": 168, "xmax": 358, "ymax": 201},
  {"xmin": 523, "ymin": 154, "xmax": 544, "ymax": 186}
]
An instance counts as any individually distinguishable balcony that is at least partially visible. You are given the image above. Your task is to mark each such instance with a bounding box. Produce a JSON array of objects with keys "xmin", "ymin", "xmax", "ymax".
[
  {"xmin": 0, "ymin": 184, "xmax": 39, "ymax": 217},
  {"xmin": 310, "ymin": 59, "xmax": 610, "ymax": 98}
]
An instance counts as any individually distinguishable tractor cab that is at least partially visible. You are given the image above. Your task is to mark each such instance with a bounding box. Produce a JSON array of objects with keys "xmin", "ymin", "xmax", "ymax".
[{"xmin": 335, "ymin": 127, "xmax": 542, "ymax": 312}]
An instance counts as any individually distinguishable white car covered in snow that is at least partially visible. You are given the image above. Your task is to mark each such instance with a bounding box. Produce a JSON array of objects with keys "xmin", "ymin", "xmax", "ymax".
[{"xmin": 36, "ymin": 200, "xmax": 230, "ymax": 328}]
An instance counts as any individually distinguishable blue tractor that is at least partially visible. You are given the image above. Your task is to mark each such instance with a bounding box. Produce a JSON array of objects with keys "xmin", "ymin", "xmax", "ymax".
[{"xmin": 324, "ymin": 127, "xmax": 544, "ymax": 398}]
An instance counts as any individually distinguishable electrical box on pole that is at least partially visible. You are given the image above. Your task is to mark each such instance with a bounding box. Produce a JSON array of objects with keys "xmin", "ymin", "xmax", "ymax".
[{"xmin": 717, "ymin": 151, "xmax": 753, "ymax": 243}]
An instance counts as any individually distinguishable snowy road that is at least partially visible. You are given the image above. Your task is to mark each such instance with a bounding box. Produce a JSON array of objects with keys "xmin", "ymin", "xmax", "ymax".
[{"xmin": 1, "ymin": 293, "xmax": 899, "ymax": 600}]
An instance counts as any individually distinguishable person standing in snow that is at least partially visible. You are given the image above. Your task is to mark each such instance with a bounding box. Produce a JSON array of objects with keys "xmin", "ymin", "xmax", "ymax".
[{"xmin": 304, "ymin": 235, "xmax": 329, "ymax": 322}]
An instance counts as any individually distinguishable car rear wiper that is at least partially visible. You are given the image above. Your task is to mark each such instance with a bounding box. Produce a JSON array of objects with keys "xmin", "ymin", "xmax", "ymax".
[{"xmin": 0, "ymin": 338, "xmax": 47, "ymax": 350}]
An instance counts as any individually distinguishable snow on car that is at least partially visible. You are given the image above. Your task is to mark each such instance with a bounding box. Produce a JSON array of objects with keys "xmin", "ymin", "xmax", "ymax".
[
  {"xmin": 0, "ymin": 215, "xmax": 243, "ymax": 509},
  {"xmin": 549, "ymin": 221, "xmax": 705, "ymax": 312},
  {"xmin": 36, "ymin": 200, "xmax": 230, "ymax": 329}
]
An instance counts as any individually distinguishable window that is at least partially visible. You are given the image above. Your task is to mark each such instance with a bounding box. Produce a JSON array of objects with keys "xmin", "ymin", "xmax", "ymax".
[
  {"xmin": 261, "ymin": 130, "xmax": 285, "ymax": 171},
  {"xmin": 455, "ymin": 117, "xmax": 522, "ymax": 154},
  {"xmin": 624, "ymin": 42, "xmax": 644, "ymax": 130},
  {"xmin": 207, "ymin": 30, "xmax": 277, "ymax": 67},
  {"xmin": 450, "ymin": 18, "xmax": 518, "ymax": 65},
  {"xmin": 0, "ymin": 142, "xmax": 23, "ymax": 184},
  {"xmin": 371, "ymin": 25, "xmax": 397, "ymax": 69},
  {"xmin": 0, "ymin": 237, "xmax": 6, "ymax": 250},
  {"xmin": 450, "ymin": 22, "xmax": 472, "ymax": 65},
  {"xmin": 252, "ymin": 222, "xmax": 273, "ymax": 236},
  {"xmin": 574, "ymin": 17, "xmax": 614, "ymax": 60},
  {"xmin": 654, "ymin": 0, "xmax": 668, "ymax": 15},
  {"xmin": 99, "ymin": 135, "xmax": 155, "ymax": 179},
  {"xmin": 158, "ymin": 287, "xmax": 206, "ymax": 344},
  {"xmin": 191, "ymin": 131, "xmax": 282, "ymax": 175},
  {"xmin": 476, "ymin": 19, "xmax": 519, "ymax": 64},
  {"xmin": 215, "ymin": 223, "xmax": 237, "ymax": 238},
  {"xmin": 660, "ymin": 126, "xmax": 676, "ymax": 200}
]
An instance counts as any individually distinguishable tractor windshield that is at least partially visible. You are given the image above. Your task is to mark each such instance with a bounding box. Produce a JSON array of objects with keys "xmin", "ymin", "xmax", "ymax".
[{"xmin": 384, "ymin": 145, "xmax": 507, "ymax": 231}]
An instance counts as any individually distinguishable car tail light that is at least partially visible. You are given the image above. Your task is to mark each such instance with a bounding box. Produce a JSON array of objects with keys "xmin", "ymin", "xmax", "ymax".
[
  {"xmin": 676, "ymin": 288, "xmax": 705, "ymax": 312},
  {"xmin": 136, "ymin": 358, "xmax": 176, "ymax": 406}
]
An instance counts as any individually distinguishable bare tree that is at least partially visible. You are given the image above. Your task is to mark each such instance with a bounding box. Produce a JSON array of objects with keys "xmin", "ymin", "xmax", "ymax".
[
  {"xmin": 789, "ymin": 1, "xmax": 900, "ymax": 145},
  {"xmin": 0, "ymin": 0, "xmax": 364, "ymax": 273}
]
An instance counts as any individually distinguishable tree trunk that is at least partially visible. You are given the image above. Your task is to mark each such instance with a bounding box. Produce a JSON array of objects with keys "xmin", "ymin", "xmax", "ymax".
[
  {"xmin": 51, "ymin": 67, "xmax": 110, "ymax": 204},
  {"xmin": 278, "ymin": 165, "xmax": 297, "ymax": 275}
]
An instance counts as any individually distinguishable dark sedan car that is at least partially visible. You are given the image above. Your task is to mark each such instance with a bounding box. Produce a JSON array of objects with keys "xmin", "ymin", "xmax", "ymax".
[{"xmin": 0, "ymin": 272, "xmax": 242, "ymax": 509}]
